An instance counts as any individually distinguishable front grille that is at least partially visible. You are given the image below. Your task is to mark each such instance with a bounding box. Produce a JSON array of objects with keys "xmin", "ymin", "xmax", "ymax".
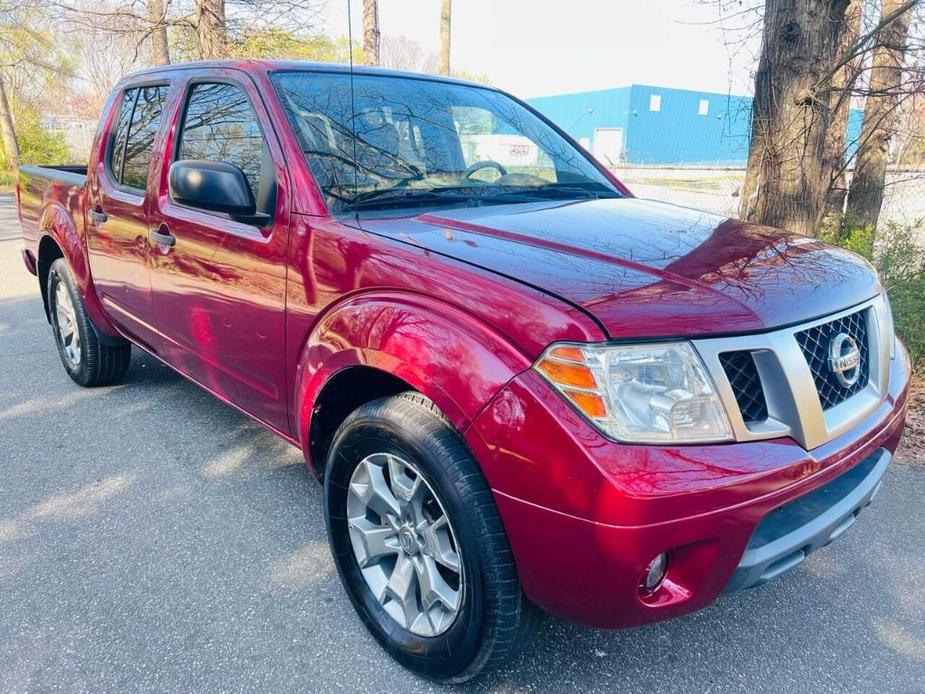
[
  {"xmin": 719, "ymin": 351, "xmax": 768, "ymax": 423},
  {"xmin": 795, "ymin": 309, "xmax": 870, "ymax": 410}
]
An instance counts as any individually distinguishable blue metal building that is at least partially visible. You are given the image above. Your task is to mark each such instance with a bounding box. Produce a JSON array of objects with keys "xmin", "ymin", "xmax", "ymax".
[{"xmin": 527, "ymin": 84, "xmax": 862, "ymax": 166}]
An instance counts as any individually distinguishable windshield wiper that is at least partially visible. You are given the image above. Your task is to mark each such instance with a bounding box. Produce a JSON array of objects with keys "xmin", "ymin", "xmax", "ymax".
[
  {"xmin": 343, "ymin": 182, "xmax": 621, "ymax": 211},
  {"xmin": 503, "ymin": 184, "xmax": 621, "ymax": 200},
  {"xmin": 346, "ymin": 187, "xmax": 480, "ymax": 211}
]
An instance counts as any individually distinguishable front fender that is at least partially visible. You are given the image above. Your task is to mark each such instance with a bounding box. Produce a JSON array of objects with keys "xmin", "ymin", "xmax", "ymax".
[{"xmin": 294, "ymin": 291, "xmax": 532, "ymax": 450}]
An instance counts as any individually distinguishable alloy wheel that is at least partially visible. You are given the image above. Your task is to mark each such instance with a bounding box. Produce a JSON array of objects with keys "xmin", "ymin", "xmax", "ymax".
[
  {"xmin": 346, "ymin": 452, "xmax": 464, "ymax": 637},
  {"xmin": 54, "ymin": 282, "xmax": 81, "ymax": 369}
]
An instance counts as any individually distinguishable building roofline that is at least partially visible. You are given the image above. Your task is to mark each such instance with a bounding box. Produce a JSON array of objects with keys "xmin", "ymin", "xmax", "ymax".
[{"xmin": 528, "ymin": 83, "xmax": 753, "ymax": 101}]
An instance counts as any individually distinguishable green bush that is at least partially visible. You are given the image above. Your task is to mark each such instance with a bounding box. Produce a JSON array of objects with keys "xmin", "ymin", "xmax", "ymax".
[
  {"xmin": 827, "ymin": 221, "xmax": 925, "ymax": 372},
  {"xmin": 0, "ymin": 110, "xmax": 71, "ymax": 185}
]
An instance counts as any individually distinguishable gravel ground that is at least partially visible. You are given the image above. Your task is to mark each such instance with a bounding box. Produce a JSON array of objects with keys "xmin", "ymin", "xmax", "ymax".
[{"xmin": 1, "ymin": 195, "xmax": 924, "ymax": 692}]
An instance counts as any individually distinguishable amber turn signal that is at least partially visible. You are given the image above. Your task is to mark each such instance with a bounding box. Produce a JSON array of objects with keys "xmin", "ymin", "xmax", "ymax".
[
  {"xmin": 536, "ymin": 359, "xmax": 597, "ymax": 390},
  {"xmin": 563, "ymin": 389, "xmax": 608, "ymax": 419},
  {"xmin": 535, "ymin": 346, "xmax": 609, "ymax": 421}
]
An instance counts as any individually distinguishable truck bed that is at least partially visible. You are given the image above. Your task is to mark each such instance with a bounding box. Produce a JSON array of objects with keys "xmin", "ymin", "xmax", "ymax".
[
  {"xmin": 19, "ymin": 164, "xmax": 88, "ymax": 186},
  {"xmin": 17, "ymin": 164, "xmax": 89, "ymax": 260}
]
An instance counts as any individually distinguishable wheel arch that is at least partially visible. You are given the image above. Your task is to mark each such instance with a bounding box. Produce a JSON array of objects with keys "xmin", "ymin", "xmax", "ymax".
[
  {"xmin": 36, "ymin": 205, "xmax": 121, "ymax": 340},
  {"xmin": 294, "ymin": 291, "xmax": 532, "ymax": 477},
  {"xmin": 306, "ymin": 365, "xmax": 417, "ymax": 478},
  {"xmin": 37, "ymin": 234, "xmax": 65, "ymax": 320}
]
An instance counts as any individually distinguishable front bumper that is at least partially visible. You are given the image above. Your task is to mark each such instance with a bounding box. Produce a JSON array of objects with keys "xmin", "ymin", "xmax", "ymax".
[
  {"xmin": 465, "ymin": 345, "xmax": 910, "ymax": 629},
  {"xmin": 725, "ymin": 447, "xmax": 889, "ymax": 592},
  {"xmin": 21, "ymin": 248, "xmax": 37, "ymax": 275}
]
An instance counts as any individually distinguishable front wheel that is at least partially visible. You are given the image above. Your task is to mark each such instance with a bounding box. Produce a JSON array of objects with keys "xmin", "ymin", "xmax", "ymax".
[
  {"xmin": 47, "ymin": 258, "xmax": 131, "ymax": 387},
  {"xmin": 324, "ymin": 392, "xmax": 536, "ymax": 683}
]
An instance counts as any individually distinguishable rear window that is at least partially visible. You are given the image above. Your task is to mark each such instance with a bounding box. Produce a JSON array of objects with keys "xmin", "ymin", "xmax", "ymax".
[
  {"xmin": 108, "ymin": 89, "xmax": 136, "ymax": 183},
  {"xmin": 108, "ymin": 85, "xmax": 169, "ymax": 191}
]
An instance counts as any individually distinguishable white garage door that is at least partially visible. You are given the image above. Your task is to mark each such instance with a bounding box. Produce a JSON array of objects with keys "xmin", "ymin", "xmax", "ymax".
[{"xmin": 592, "ymin": 128, "xmax": 623, "ymax": 167}]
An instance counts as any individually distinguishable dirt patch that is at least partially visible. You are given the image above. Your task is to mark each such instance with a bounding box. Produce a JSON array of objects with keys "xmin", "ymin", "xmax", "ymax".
[{"xmin": 896, "ymin": 377, "xmax": 925, "ymax": 466}]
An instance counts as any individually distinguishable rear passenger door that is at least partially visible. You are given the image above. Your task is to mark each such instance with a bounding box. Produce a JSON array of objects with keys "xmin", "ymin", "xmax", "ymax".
[
  {"xmin": 147, "ymin": 75, "xmax": 291, "ymax": 432},
  {"xmin": 87, "ymin": 84, "xmax": 170, "ymax": 351}
]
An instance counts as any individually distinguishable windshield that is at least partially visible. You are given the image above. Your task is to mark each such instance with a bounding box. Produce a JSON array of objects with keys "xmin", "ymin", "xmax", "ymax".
[{"xmin": 271, "ymin": 71, "xmax": 621, "ymax": 213}]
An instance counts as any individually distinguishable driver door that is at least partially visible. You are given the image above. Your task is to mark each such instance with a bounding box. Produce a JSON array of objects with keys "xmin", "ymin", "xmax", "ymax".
[{"xmin": 147, "ymin": 73, "xmax": 291, "ymax": 432}]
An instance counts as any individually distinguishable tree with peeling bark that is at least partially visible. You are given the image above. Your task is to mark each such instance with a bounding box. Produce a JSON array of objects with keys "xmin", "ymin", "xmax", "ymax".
[
  {"xmin": 739, "ymin": 0, "xmax": 855, "ymax": 236},
  {"xmin": 362, "ymin": 0, "xmax": 379, "ymax": 66},
  {"xmin": 197, "ymin": 0, "xmax": 226, "ymax": 59},
  {"xmin": 0, "ymin": 2, "xmax": 73, "ymax": 175},
  {"xmin": 823, "ymin": 0, "xmax": 862, "ymax": 216},
  {"xmin": 0, "ymin": 1, "xmax": 23, "ymax": 174},
  {"xmin": 0, "ymin": 73, "xmax": 19, "ymax": 174},
  {"xmin": 40, "ymin": 0, "xmax": 327, "ymax": 64},
  {"xmin": 845, "ymin": 0, "xmax": 916, "ymax": 230},
  {"xmin": 146, "ymin": 0, "xmax": 170, "ymax": 66},
  {"xmin": 439, "ymin": 0, "xmax": 451, "ymax": 76},
  {"xmin": 735, "ymin": 0, "xmax": 923, "ymax": 235}
]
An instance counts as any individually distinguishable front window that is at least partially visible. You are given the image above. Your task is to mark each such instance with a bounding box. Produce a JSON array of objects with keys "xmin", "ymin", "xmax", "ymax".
[
  {"xmin": 271, "ymin": 71, "xmax": 620, "ymax": 213},
  {"xmin": 175, "ymin": 82, "xmax": 275, "ymax": 217}
]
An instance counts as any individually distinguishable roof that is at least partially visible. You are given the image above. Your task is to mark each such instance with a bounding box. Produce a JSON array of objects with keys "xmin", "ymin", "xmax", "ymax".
[{"xmin": 120, "ymin": 59, "xmax": 489, "ymax": 90}]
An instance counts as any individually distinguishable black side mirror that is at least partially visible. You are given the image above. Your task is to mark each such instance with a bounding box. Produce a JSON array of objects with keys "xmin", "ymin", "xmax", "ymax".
[{"xmin": 169, "ymin": 160, "xmax": 256, "ymax": 217}]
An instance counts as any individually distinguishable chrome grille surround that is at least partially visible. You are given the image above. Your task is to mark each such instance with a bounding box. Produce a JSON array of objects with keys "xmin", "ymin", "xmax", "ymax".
[{"xmin": 693, "ymin": 295, "xmax": 892, "ymax": 450}]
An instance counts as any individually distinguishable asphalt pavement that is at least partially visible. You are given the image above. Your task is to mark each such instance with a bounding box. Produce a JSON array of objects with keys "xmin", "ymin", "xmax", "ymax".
[
  {"xmin": 0, "ymin": 193, "xmax": 19, "ymax": 241},
  {"xmin": 1, "ymin": 194, "xmax": 923, "ymax": 693}
]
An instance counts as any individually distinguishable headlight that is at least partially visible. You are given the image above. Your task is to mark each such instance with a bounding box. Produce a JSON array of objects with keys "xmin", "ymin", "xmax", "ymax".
[{"xmin": 535, "ymin": 342, "xmax": 733, "ymax": 444}]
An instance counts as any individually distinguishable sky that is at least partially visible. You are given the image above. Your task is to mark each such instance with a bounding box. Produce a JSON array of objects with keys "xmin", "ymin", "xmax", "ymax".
[{"xmin": 323, "ymin": 0, "xmax": 762, "ymax": 98}]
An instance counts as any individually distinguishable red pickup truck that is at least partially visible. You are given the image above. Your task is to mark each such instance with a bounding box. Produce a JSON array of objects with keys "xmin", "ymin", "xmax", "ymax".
[{"xmin": 17, "ymin": 60, "xmax": 910, "ymax": 682}]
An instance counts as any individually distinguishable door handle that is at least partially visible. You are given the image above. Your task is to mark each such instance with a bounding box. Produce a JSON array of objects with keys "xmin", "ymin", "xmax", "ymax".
[
  {"xmin": 88, "ymin": 209, "xmax": 108, "ymax": 225},
  {"xmin": 148, "ymin": 228, "xmax": 176, "ymax": 247}
]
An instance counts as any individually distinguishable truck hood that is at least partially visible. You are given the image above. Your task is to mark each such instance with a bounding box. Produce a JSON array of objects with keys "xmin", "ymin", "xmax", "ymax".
[{"xmin": 354, "ymin": 198, "xmax": 882, "ymax": 339}]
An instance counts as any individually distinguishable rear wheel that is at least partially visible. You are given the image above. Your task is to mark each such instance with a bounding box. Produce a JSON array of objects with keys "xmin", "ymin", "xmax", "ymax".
[
  {"xmin": 323, "ymin": 392, "xmax": 536, "ymax": 683},
  {"xmin": 47, "ymin": 258, "xmax": 131, "ymax": 387}
]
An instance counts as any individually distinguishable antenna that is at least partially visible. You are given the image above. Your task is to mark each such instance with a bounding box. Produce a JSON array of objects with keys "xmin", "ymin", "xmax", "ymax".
[{"xmin": 346, "ymin": 0, "xmax": 360, "ymax": 219}]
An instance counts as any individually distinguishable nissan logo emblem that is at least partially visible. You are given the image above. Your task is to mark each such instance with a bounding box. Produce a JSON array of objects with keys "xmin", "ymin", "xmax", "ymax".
[{"xmin": 828, "ymin": 332, "xmax": 861, "ymax": 388}]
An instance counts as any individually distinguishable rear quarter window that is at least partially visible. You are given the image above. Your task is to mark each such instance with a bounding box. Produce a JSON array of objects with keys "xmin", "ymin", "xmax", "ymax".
[
  {"xmin": 122, "ymin": 86, "xmax": 169, "ymax": 190},
  {"xmin": 108, "ymin": 89, "xmax": 137, "ymax": 183},
  {"xmin": 107, "ymin": 85, "xmax": 169, "ymax": 191}
]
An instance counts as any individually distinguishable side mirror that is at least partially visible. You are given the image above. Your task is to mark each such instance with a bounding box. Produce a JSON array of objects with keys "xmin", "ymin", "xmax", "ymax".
[{"xmin": 169, "ymin": 160, "xmax": 256, "ymax": 217}]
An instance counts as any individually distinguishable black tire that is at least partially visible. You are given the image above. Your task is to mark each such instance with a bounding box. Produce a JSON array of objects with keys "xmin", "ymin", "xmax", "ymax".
[
  {"xmin": 324, "ymin": 392, "xmax": 536, "ymax": 683},
  {"xmin": 47, "ymin": 258, "xmax": 131, "ymax": 387}
]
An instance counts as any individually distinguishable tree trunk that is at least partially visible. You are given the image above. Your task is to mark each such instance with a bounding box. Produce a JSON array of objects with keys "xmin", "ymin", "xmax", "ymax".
[
  {"xmin": 147, "ymin": 0, "xmax": 171, "ymax": 66},
  {"xmin": 362, "ymin": 0, "xmax": 379, "ymax": 66},
  {"xmin": 438, "ymin": 0, "xmax": 451, "ymax": 76},
  {"xmin": 822, "ymin": 0, "xmax": 861, "ymax": 220},
  {"xmin": 845, "ymin": 0, "xmax": 913, "ymax": 230},
  {"xmin": 739, "ymin": 0, "xmax": 851, "ymax": 236},
  {"xmin": 197, "ymin": 0, "xmax": 226, "ymax": 59},
  {"xmin": 0, "ymin": 74, "xmax": 19, "ymax": 174}
]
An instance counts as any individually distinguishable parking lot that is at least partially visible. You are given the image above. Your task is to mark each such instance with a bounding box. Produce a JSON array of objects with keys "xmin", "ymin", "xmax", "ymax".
[
  {"xmin": 615, "ymin": 167, "xmax": 925, "ymax": 231},
  {"xmin": 1, "ymin": 194, "xmax": 924, "ymax": 692}
]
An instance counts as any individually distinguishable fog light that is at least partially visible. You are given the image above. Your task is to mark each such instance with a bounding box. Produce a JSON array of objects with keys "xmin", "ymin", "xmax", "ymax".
[{"xmin": 641, "ymin": 552, "xmax": 669, "ymax": 593}]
